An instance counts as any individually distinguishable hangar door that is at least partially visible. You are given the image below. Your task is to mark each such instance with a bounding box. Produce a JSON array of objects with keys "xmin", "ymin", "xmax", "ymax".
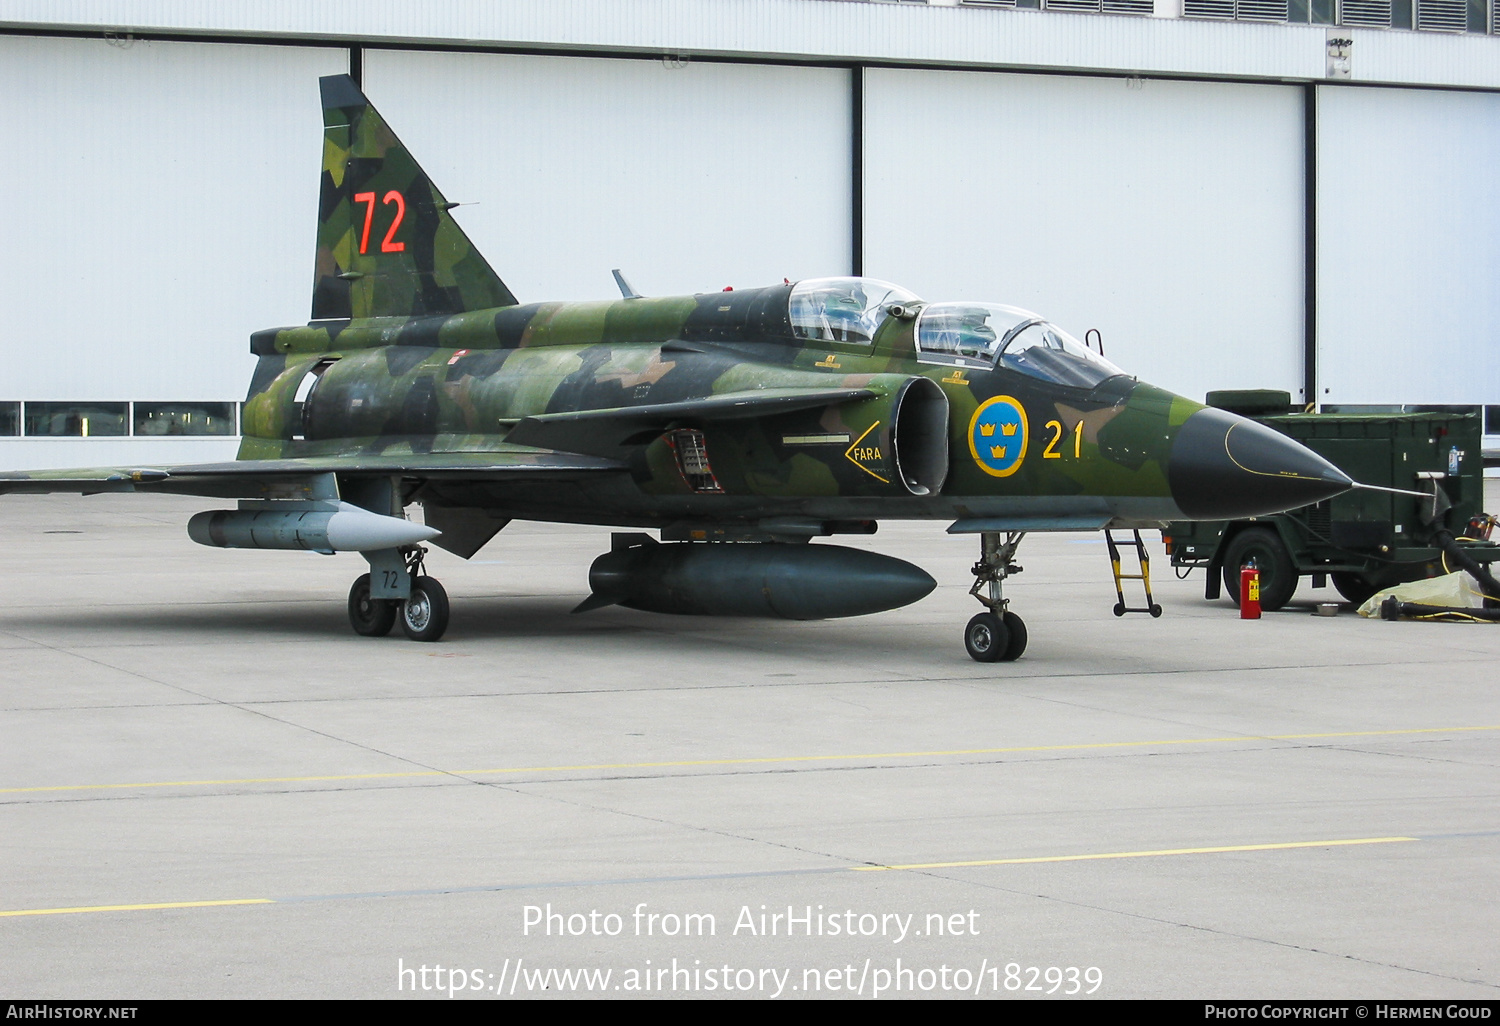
[
  {"xmin": 863, "ymin": 68, "xmax": 1306, "ymax": 407},
  {"xmin": 1316, "ymin": 85, "xmax": 1500, "ymax": 408}
]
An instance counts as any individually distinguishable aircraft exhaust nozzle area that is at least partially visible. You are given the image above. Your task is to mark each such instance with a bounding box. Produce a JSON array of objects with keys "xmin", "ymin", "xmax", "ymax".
[
  {"xmin": 1168, "ymin": 406, "xmax": 1353, "ymax": 520},
  {"xmin": 579, "ymin": 535, "xmax": 936, "ymax": 619},
  {"xmin": 188, "ymin": 503, "xmax": 440, "ymax": 552}
]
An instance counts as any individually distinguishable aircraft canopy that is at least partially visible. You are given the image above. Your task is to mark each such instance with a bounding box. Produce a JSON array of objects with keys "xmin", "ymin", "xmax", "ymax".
[
  {"xmin": 916, "ymin": 302, "xmax": 1125, "ymax": 388},
  {"xmin": 788, "ymin": 277, "xmax": 920, "ymax": 346}
]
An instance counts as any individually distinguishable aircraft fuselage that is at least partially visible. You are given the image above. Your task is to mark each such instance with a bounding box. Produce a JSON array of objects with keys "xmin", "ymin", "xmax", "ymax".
[{"xmin": 242, "ymin": 283, "xmax": 1343, "ymax": 532}]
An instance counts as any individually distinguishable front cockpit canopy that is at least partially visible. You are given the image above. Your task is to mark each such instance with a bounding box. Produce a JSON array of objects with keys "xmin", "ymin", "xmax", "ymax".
[
  {"xmin": 915, "ymin": 301, "xmax": 1125, "ymax": 389},
  {"xmin": 788, "ymin": 277, "xmax": 920, "ymax": 346}
]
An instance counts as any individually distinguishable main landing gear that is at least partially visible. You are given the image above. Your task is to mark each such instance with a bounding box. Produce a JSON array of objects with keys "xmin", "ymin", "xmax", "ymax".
[
  {"xmin": 965, "ymin": 531, "xmax": 1028, "ymax": 663},
  {"xmin": 347, "ymin": 545, "xmax": 450, "ymax": 642}
]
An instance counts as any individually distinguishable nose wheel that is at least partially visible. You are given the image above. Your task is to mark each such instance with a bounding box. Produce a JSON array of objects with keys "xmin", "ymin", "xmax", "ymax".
[
  {"xmin": 347, "ymin": 545, "xmax": 450, "ymax": 642},
  {"xmin": 966, "ymin": 531, "xmax": 1027, "ymax": 662}
]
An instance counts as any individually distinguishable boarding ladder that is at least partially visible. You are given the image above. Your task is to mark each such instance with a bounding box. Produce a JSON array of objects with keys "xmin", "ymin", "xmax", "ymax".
[{"xmin": 1105, "ymin": 529, "xmax": 1163, "ymax": 617}]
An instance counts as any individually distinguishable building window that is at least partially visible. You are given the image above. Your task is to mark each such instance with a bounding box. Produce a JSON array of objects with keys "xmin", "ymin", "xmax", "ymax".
[
  {"xmin": 1333, "ymin": 0, "xmax": 1487, "ymax": 26},
  {"xmin": 1415, "ymin": 0, "xmax": 1469, "ymax": 28},
  {"xmin": 1237, "ymin": 0, "xmax": 1291, "ymax": 18},
  {"xmin": 3, "ymin": 402, "xmax": 242, "ymax": 438},
  {"xmin": 23, "ymin": 403, "xmax": 128, "ymax": 437},
  {"xmin": 1186, "ymin": 0, "xmax": 1299, "ymax": 21},
  {"xmin": 1339, "ymin": 0, "xmax": 1395, "ymax": 24},
  {"xmin": 134, "ymin": 402, "xmax": 238, "ymax": 436},
  {"xmin": 1044, "ymin": 0, "xmax": 1155, "ymax": 13}
]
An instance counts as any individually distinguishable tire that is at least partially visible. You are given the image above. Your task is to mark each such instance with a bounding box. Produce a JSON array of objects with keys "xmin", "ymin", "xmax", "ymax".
[
  {"xmin": 1000, "ymin": 611, "xmax": 1027, "ymax": 661},
  {"xmin": 348, "ymin": 574, "xmax": 396, "ymax": 637},
  {"xmin": 1331, "ymin": 572, "xmax": 1377, "ymax": 606},
  {"xmin": 1221, "ymin": 527, "xmax": 1297, "ymax": 612},
  {"xmin": 965, "ymin": 612, "xmax": 1010, "ymax": 663},
  {"xmin": 400, "ymin": 576, "xmax": 450, "ymax": 642}
]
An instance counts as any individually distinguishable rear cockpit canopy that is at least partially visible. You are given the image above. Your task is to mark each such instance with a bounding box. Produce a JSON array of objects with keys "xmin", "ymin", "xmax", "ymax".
[
  {"xmin": 788, "ymin": 277, "xmax": 920, "ymax": 346},
  {"xmin": 915, "ymin": 301, "xmax": 1126, "ymax": 388}
]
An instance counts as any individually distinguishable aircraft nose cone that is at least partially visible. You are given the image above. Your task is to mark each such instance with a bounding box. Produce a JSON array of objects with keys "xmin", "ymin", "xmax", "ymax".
[{"xmin": 1169, "ymin": 406, "xmax": 1351, "ymax": 519}]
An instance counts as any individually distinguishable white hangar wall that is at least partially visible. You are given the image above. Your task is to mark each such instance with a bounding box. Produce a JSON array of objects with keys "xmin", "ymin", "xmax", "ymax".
[
  {"xmin": 1316, "ymin": 84, "xmax": 1500, "ymax": 407},
  {"xmin": 862, "ymin": 68, "xmax": 1306, "ymax": 406},
  {"xmin": 359, "ymin": 49, "xmax": 852, "ymax": 303}
]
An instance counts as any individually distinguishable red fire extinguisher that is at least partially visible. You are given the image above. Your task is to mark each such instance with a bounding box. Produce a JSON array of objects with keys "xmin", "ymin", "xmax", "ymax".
[{"xmin": 1240, "ymin": 559, "xmax": 1261, "ymax": 619}]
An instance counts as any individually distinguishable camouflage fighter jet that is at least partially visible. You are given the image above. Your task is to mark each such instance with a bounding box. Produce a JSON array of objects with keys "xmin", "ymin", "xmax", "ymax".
[{"xmin": 0, "ymin": 76, "xmax": 1352, "ymax": 659}]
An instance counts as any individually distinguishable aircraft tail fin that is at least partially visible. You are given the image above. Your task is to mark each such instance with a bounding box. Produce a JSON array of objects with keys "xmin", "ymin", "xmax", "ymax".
[{"xmin": 312, "ymin": 75, "xmax": 517, "ymax": 321}]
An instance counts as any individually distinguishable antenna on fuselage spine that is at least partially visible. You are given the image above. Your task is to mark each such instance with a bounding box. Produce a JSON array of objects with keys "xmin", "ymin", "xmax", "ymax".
[{"xmin": 612, "ymin": 269, "xmax": 642, "ymax": 300}]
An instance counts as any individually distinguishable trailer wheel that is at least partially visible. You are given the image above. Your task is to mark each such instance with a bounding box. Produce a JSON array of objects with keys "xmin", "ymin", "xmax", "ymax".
[
  {"xmin": 1222, "ymin": 527, "xmax": 1297, "ymax": 612},
  {"xmin": 1331, "ymin": 572, "xmax": 1377, "ymax": 606}
]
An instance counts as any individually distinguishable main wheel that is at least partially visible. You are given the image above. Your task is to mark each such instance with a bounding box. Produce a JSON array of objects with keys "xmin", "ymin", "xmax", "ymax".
[
  {"xmin": 965, "ymin": 611, "xmax": 1010, "ymax": 663},
  {"xmin": 400, "ymin": 576, "xmax": 450, "ymax": 642},
  {"xmin": 1221, "ymin": 527, "xmax": 1297, "ymax": 612},
  {"xmin": 1000, "ymin": 611, "xmax": 1027, "ymax": 661},
  {"xmin": 1331, "ymin": 571, "xmax": 1377, "ymax": 606},
  {"xmin": 348, "ymin": 574, "xmax": 396, "ymax": 637}
]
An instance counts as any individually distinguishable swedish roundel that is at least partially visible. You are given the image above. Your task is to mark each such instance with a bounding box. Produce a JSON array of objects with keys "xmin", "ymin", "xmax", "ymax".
[{"xmin": 967, "ymin": 396, "xmax": 1028, "ymax": 478}]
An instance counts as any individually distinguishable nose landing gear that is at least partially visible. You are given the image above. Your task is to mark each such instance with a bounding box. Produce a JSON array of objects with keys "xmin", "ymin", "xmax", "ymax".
[
  {"xmin": 347, "ymin": 544, "xmax": 450, "ymax": 642},
  {"xmin": 966, "ymin": 531, "xmax": 1027, "ymax": 662}
]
